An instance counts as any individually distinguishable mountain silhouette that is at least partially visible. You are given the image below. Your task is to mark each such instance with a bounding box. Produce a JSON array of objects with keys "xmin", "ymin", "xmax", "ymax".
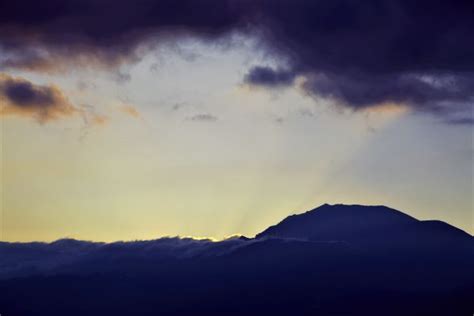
[
  {"xmin": 0, "ymin": 204, "xmax": 473, "ymax": 316},
  {"xmin": 257, "ymin": 204, "xmax": 417, "ymax": 239},
  {"xmin": 257, "ymin": 204, "xmax": 472, "ymax": 247}
]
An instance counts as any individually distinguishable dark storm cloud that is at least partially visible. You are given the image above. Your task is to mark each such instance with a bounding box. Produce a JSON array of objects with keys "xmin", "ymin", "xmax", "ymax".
[
  {"xmin": 0, "ymin": 0, "xmax": 250, "ymax": 71},
  {"xmin": 242, "ymin": 0, "xmax": 474, "ymax": 121},
  {"xmin": 299, "ymin": 72, "xmax": 474, "ymax": 112},
  {"xmin": 1, "ymin": 0, "xmax": 473, "ymax": 121}
]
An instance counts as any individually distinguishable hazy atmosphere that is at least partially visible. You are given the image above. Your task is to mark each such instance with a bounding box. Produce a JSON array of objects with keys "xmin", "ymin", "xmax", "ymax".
[{"xmin": 0, "ymin": 0, "xmax": 473, "ymax": 242}]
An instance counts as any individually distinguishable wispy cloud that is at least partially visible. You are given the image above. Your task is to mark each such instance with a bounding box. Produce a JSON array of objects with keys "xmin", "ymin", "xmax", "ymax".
[
  {"xmin": 445, "ymin": 117, "xmax": 474, "ymax": 126},
  {"xmin": 118, "ymin": 104, "xmax": 141, "ymax": 119},
  {"xmin": 186, "ymin": 113, "xmax": 218, "ymax": 122}
]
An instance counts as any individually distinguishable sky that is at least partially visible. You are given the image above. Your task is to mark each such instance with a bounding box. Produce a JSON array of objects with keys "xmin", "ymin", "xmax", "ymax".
[{"xmin": 0, "ymin": 0, "xmax": 473, "ymax": 241}]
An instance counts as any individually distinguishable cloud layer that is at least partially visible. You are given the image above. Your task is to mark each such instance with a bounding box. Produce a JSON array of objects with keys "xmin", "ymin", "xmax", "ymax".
[
  {"xmin": 0, "ymin": 237, "xmax": 248, "ymax": 279},
  {"xmin": 1, "ymin": 0, "xmax": 473, "ymax": 121}
]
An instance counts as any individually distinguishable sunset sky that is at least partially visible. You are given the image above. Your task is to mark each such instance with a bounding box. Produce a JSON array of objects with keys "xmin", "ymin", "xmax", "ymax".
[{"xmin": 1, "ymin": 0, "xmax": 473, "ymax": 241}]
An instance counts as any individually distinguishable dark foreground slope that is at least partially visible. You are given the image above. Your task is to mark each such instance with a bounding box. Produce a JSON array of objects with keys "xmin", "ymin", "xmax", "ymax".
[{"xmin": 1, "ymin": 204, "xmax": 473, "ymax": 316}]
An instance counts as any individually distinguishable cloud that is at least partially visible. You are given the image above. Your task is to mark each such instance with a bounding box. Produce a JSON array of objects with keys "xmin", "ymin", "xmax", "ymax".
[
  {"xmin": 445, "ymin": 117, "xmax": 474, "ymax": 126},
  {"xmin": 187, "ymin": 113, "xmax": 218, "ymax": 122},
  {"xmin": 244, "ymin": 66, "xmax": 295, "ymax": 88},
  {"xmin": 89, "ymin": 114, "xmax": 108, "ymax": 126},
  {"xmin": 0, "ymin": 73, "xmax": 109, "ymax": 125},
  {"xmin": 298, "ymin": 108, "xmax": 316, "ymax": 118},
  {"xmin": 240, "ymin": 0, "xmax": 474, "ymax": 122},
  {"xmin": 118, "ymin": 104, "xmax": 141, "ymax": 119},
  {"xmin": 1, "ymin": 0, "xmax": 473, "ymax": 122},
  {"xmin": 77, "ymin": 80, "xmax": 97, "ymax": 91},
  {"xmin": 0, "ymin": 0, "xmax": 248, "ymax": 72},
  {"xmin": 79, "ymin": 104, "xmax": 109, "ymax": 127},
  {"xmin": 0, "ymin": 237, "xmax": 249, "ymax": 279},
  {"xmin": 0, "ymin": 73, "xmax": 79, "ymax": 122},
  {"xmin": 274, "ymin": 117, "xmax": 285, "ymax": 124},
  {"xmin": 113, "ymin": 71, "xmax": 132, "ymax": 84}
]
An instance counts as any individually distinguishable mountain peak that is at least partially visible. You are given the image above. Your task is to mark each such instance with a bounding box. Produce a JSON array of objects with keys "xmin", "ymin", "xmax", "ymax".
[{"xmin": 256, "ymin": 204, "xmax": 418, "ymax": 241}]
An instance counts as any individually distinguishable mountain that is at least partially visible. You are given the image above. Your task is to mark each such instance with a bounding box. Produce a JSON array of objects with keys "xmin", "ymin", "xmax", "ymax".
[
  {"xmin": 257, "ymin": 204, "xmax": 417, "ymax": 239},
  {"xmin": 257, "ymin": 204, "xmax": 473, "ymax": 247},
  {"xmin": 0, "ymin": 204, "xmax": 473, "ymax": 316}
]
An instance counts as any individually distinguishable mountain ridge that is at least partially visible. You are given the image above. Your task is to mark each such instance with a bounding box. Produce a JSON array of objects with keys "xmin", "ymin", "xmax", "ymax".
[{"xmin": 256, "ymin": 203, "xmax": 472, "ymax": 242}]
